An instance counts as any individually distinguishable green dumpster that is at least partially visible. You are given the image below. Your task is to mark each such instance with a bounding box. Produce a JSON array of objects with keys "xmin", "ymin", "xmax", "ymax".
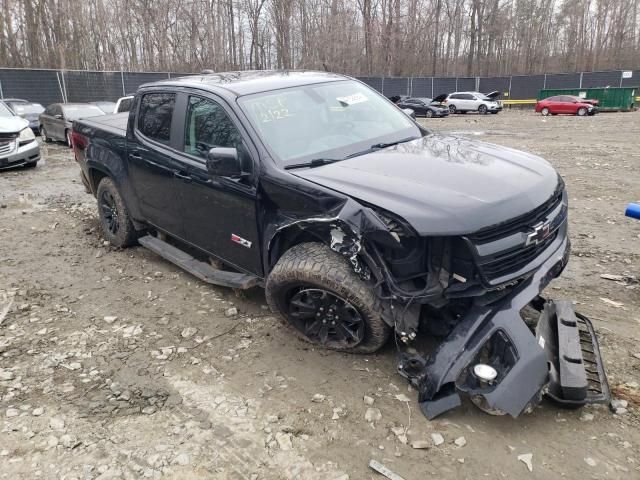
[{"xmin": 538, "ymin": 87, "xmax": 637, "ymax": 111}]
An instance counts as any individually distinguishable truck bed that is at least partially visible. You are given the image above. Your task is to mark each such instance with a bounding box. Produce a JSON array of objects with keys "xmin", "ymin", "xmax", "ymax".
[{"xmin": 77, "ymin": 112, "xmax": 128, "ymax": 136}]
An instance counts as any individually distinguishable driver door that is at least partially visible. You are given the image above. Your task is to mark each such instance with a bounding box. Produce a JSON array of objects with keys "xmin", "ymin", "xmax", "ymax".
[{"xmin": 173, "ymin": 94, "xmax": 262, "ymax": 275}]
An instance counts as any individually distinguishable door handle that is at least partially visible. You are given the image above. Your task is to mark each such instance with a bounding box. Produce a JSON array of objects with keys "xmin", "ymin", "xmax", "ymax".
[{"xmin": 129, "ymin": 151, "xmax": 142, "ymax": 160}]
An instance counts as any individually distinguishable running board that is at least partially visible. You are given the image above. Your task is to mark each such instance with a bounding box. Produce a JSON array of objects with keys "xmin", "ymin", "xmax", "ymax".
[{"xmin": 138, "ymin": 235, "xmax": 261, "ymax": 290}]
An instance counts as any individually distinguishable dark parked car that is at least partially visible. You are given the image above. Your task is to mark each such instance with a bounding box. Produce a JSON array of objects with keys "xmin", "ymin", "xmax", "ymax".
[
  {"xmin": 71, "ymin": 71, "xmax": 608, "ymax": 419},
  {"xmin": 90, "ymin": 101, "xmax": 117, "ymax": 114},
  {"xmin": 397, "ymin": 97, "xmax": 449, "ymax": 118},
  {"xmin": 535, "ymin": 95, "xmax": 599, "ymax": 116},
  {"xmin": 0, "ymin": 100, "xmax": 40, "ymax": 169},
  {"xmin": 39, "ymin": 103, "xmax": 105, "ymax": 147},
  {"xmin": 3, "ymin": 98, "xmax": 45, "ymax": 133}
]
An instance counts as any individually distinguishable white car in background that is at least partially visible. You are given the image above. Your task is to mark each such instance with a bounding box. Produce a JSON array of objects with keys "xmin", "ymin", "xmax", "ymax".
[
  {"xmin": 0, "ymin": 101, "xmax": 40, "ymax": 169},
  {"xmin": 444, "ymin": 91, "xmax": 502, "ymax": 114}
]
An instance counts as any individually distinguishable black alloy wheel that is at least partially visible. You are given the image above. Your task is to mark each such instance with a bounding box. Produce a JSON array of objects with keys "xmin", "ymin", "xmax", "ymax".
[
  {"xmin": 287, "ymin": 288, "xmax": 365, "ymax": 349},
  {"xmin": 100, "ymin": 189, "xmax": 120, "ymax": 236}
]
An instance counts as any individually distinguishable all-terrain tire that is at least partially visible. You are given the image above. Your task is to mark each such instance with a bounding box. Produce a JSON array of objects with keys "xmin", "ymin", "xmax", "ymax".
[
  {"xmin": 266, "ymin": 242, "xmax": 391, "ymax": 353},
  {"xmin": 96, "ymin": 177, "xmax": 140, "ymax": 248}
]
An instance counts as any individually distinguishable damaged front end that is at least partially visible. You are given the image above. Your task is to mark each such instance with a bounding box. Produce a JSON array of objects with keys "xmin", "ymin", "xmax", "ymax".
[{"xmin": 266, "ymin": 180, "xmax": 609, "ymax": 418}]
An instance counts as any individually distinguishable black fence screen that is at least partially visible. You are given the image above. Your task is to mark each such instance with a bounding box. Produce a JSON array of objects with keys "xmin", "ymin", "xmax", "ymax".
[{"xmin": 0, "ymin": 68, "xmax": 637, "ymax": 108}]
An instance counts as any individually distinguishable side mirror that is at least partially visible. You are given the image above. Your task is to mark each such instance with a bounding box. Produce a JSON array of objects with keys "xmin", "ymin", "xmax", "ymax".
[
  {"xmin": 206, "ymin": 147, "xmax": 242, "ymax": 177},
  {"xmin": 402, "ymin": 108, "xmax": 416, "ymax": 120},
  {"xmin": 55, "ymin": 114, "xmax": 63, "ymax": 119}
]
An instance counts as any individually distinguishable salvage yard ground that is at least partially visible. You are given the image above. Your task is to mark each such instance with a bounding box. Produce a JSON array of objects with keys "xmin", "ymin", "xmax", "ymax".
[{"xmin": 1, "ymin": 110, "xmax": 639, "ymax": 480}]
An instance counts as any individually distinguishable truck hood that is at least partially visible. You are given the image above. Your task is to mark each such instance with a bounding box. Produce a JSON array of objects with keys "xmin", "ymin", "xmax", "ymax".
[
  {"xmin": 291, "ymin": 134, "xmax": 560, "ymax": 235},
  {"xmin": 0, "ymin": 116, "xmax": 29, "ymax": 134}
]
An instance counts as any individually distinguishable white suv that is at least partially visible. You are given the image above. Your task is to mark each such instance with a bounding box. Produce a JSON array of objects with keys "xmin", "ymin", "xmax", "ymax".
[{"xmin": 444, "ymin": 91, "xmax": 502, "ymax": 114}]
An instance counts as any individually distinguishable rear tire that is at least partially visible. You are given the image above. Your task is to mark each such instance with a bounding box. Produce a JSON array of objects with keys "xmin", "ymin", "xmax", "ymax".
[
  {"xmin": 577, "ymin": 107, "xmax": 587, "ymax": 116},
  {"xmin": 266, "ymin": 242, "xmax": 391, "ymax": 354},
  {"xmin": 96, "ymin": 177, "xmax": 140, "ymax": 248},
  {"xmin": 541, "ymin": 107, "xmax": 550, "ymax": 116}
]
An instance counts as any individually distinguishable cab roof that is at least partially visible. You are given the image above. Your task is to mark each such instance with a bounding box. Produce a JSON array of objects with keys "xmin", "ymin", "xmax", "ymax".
[{"xmin": 142, "ymin": 70, "xmax": 350, "ymax": 96}]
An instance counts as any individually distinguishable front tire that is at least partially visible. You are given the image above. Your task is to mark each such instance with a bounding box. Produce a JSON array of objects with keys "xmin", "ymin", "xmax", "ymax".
[
  {"xmin": 426, "ymin": 109, "xmax": 434, "ymax": 118},
  {"xmin": 96, "ymin": 177, "xmax": 140, "ymax": 248},
  {"xmin": 266, "ymin": 242, "xmax": 390, "ymax": 353},
  {"xmin": 448, "ymin": 105, "xmax": 456, "ymax": 114},
  {"xmin": 577, "ymin": 107, "xmax": 587, "ymax": 116},
  {"xmin": 478, "ymin": 104, "xmax": 488, "ymax": 114}
]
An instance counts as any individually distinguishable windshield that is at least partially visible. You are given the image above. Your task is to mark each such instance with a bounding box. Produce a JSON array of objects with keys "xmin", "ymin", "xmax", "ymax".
[
  {"xmin": 238, "ymin": 80, "xmax": 421, "ymax": 165},
  {"xmin": 9, "ymin": 103, "xmax": 44, "ymax": 115},
  {"xmin": 63, "ymin": 105, "xmax": 105, "ymax": 121},
  {"xmin": 0, "ymin": 102, "xmax": 15, "ymax": 118}
]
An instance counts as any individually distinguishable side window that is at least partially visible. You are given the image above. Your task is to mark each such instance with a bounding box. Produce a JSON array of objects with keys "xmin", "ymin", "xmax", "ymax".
[
  {"xmin": 465, "ymin": 94, "xmax": 476, "ymax": 100},
  {"xmin": 449, "ymin": 94, "xmax": 460, "ymax": 100},
  {"xmin": 184, "ymin": 96, "xmax": 243, "ymax": 159},
  {"xmin": 137, "ymin": 93, "xmax": 175, "ymax": 143}
]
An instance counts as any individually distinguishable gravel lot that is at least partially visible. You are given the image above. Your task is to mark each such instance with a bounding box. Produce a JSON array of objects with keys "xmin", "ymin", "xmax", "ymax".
[{"xmin": 1, "ymin": 110, "xmax": 639, "ymax": 480}]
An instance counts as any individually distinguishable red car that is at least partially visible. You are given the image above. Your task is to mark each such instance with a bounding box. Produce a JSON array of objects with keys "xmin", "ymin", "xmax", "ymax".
[{"xmin": 535, "ymin": 95, "xmax": 599, "ymax": 116}]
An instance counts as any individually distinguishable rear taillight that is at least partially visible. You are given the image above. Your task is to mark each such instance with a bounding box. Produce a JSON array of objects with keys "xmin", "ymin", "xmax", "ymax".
[{"xmin": 71, "ymin": 131, "xmax": 88, "ymax": 151}]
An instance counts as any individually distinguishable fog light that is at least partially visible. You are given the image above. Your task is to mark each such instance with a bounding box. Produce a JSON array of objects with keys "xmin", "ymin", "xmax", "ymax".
[{"xmin": 473, "ymin": 364, "xmax": 498, "ymax": 382}]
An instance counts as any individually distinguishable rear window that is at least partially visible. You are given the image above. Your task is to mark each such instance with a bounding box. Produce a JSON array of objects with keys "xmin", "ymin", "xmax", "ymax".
[
  {"xmin": 63, "ymin": 105, "xmax": 105, "ymax": 121},
  {"xmin": 137, "ymin": 93, "xmax": 175, "ymax": 143}
]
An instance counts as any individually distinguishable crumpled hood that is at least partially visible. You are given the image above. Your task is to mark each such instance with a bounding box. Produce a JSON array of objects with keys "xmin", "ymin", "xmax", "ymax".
[
  {"xmin": 0, "ymin": 116, "xmax": 29, "ymax": 134},
  {"xmin": 291, "ymin": 134, "xmax": 560, "ymax": 235}
]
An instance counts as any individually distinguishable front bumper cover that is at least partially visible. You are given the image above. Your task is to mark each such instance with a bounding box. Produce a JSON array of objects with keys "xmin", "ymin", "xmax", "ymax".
[
  {"xmin": 0, "ymin": 140, "xmax": 40, "ymax": 169},
  {"xmin": 398, "ymin": 236, "xmax": 610, "ymax": 418}
]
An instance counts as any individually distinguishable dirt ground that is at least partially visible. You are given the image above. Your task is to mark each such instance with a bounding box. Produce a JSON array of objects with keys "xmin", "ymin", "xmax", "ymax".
[{"xmin": 1, "ymin": 110, "xmax": 639, "ymax": 480}]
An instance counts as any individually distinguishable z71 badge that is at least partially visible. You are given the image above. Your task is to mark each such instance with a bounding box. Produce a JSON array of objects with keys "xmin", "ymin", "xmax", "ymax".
[{"xmin": 231, "ymin": 234, "xmax": 252, "ymax": 248}]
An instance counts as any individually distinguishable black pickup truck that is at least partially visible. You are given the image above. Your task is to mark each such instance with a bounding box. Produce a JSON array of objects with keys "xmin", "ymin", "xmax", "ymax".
[{"xmin": 72, "ymin": 71, "xmax": 609, "ymax": 419}]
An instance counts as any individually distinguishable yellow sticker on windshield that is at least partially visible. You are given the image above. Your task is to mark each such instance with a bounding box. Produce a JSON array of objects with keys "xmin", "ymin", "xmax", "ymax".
[{"xmin": 336, "ymin": 93, "xmax": 368, "ymax": 106}]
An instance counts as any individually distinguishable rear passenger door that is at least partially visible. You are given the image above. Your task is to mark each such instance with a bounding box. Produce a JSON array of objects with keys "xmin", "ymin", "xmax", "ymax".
[
  {"xmin": 127, "ymin": 92, "xmax": 185, "ymax": 236},
  {"xmin": 173, "ymin": 93, "xmax": 262, "ymax": 275}
]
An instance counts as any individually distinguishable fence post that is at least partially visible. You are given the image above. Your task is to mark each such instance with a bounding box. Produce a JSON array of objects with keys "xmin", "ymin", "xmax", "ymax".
[
  {"xmin": 508, "ymin": 76, "xmax": 512, "ymax": 98},
  {"xmin": 455, "ymin": 77, "xmax": 458, "ymax": 91},
  {"xmin": 60, "ymin": 70, "xmax": 68, "ymax": 103},
  {"xmin": 475, "ymin": 76, "xmax": 480, "ymax": 91},
  {"xmin": 0, "ymin": 79, "xmax": 3, "ymax": 99},
  {"xmin": 579, "ymin": 72, "xmax": 583, "ymax": 88},
  {"xmin": 120, "ymin": 71, "xmax": 126, "ymax": 96},
  {"xmin": 408, "ymin": 77, "xmax": 412, "ymax": 97},
  {"xmin": 431, "ymin": 77, "xmax": 434, "ymax": 98},
  {"xmin": 543, "ymin": 74, "xmax": 547, "ymax": 89},
  {"xmin": 381, "ymin": 77, "xmax": 385, "ymax": 95},
  {"xmin": 619, "ymin": 71, "xmax": 623, "ymax": 88}
]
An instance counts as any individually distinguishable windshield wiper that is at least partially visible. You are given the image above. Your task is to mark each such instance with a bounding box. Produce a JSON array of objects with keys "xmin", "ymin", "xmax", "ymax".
[
  {"xmin": 284, "ymin": 158, "xmax": 343, "ymax": 170},
  {"xmin": 370, "ymin": 136, "xmax": 418, "ymax": 150}
]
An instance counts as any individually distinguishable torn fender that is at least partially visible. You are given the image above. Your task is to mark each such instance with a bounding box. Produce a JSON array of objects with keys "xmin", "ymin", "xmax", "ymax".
[{"xmin": 265, "ymin": 197, "xmax": 396, "ymax": 279}]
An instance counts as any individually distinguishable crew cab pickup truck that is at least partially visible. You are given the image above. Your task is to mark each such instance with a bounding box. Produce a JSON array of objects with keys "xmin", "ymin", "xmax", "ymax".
[{"xmin": 72, "ymin": 71, "xmax": 609, "ymax": 419}]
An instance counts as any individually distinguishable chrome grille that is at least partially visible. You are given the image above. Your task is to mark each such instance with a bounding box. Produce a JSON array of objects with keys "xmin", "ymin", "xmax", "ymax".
[{"xmin": 0, "ymin": 139, "xmax": 16, "ymax": 156}]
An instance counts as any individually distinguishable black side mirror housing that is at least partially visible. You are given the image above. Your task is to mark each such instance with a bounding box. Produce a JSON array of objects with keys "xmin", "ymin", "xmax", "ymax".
[{"xmin": 206, "ymin": 147, "xmax": 242, "ymax": 177}]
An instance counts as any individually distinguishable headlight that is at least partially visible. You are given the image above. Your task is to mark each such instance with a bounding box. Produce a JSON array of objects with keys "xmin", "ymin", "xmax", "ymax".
[{"xmin": 18, "ymin": 127, "xmax": 35, "ymax": 145}]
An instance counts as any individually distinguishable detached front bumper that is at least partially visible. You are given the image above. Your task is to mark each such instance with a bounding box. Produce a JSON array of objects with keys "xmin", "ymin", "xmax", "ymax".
[
  {"xmin": 398, "ymin": 235, "xmax": 610, "ymax": 418},
  {"xmin": 0, "ymin": 140, "xmax": 40, "ymax": 169}
]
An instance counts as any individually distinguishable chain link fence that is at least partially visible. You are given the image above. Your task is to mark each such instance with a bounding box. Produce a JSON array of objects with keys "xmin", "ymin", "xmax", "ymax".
[{"xmin": 0, "ymin": 67, "xmax": 638, "ymax": 108}]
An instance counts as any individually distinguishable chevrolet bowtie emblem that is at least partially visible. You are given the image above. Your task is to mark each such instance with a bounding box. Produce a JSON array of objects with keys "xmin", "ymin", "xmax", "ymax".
[{"xmin": 525, "ymin": 221, "xmax": 552, "ymax": 246}]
